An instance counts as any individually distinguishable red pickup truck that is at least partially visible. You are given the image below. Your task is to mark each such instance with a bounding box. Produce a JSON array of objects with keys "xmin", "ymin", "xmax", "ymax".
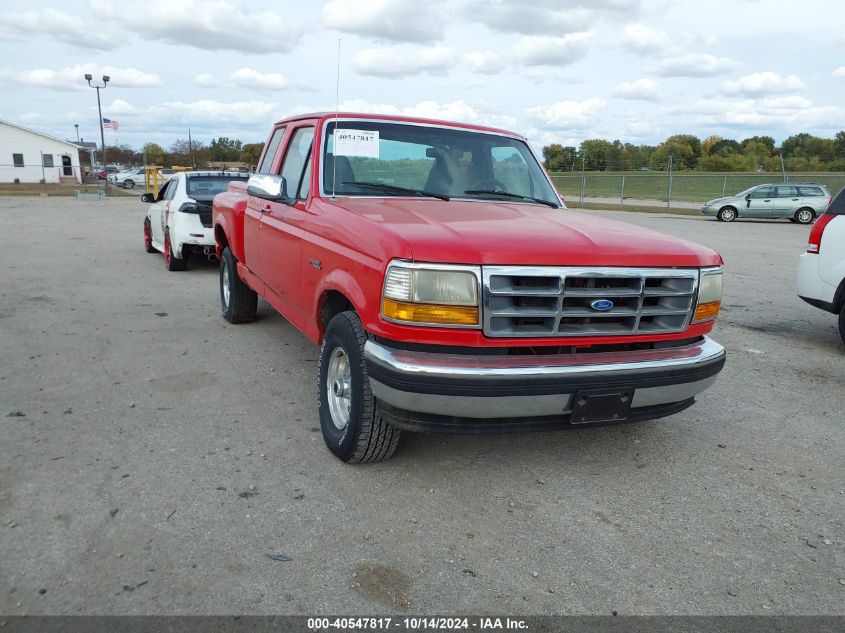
[{"xmin": 213, "ymin": 112, "xmax": 726, "ymax": 463}]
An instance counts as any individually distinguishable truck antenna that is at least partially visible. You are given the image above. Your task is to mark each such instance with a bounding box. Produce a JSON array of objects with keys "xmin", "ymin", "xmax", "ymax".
[{"xmin": 332, "ymin": 36, "xmax": 341, "ymax": 200}]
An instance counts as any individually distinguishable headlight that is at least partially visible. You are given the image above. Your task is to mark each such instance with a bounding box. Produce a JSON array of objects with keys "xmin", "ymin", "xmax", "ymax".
[
  {"xmin": 382, "ymin": 261, "xmax": 481, "ymax": 327},
  {"xmin": 693, "ymin": 268, "xmax": 722, "ymax": 322}
]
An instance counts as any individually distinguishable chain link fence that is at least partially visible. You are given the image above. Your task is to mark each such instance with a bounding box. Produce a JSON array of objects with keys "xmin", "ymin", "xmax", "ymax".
[{"xmin": 549, "ymin": 171, "xmax": 845, "ymax": 210}]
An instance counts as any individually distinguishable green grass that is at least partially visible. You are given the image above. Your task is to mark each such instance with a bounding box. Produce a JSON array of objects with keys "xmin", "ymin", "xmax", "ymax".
[{"xmin": 549, "ymin": 171, "xmax": 845, "ymax": 203}]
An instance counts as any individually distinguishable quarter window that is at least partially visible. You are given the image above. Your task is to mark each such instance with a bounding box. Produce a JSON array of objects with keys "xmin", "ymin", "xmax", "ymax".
[
  {"xmin": 798, "ymin": 186, "xmax": 823, "ymax": 197},
  {"xmin": 12, "ymin": 153, "xmax": 24, "ymax": 167},
  {"xmin": 258, "ymin": 127, "xmax": 285, "ymax": 174}
]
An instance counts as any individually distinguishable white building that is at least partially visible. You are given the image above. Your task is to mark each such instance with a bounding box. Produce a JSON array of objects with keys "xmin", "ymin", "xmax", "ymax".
[{"xmin": 0, "ymin": 119, "xmax": 82, "ymax": 184}]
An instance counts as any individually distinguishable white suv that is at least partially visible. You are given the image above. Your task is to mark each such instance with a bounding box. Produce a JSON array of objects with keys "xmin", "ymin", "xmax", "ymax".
[
  {"xmin": 796, "ymin": 187, "xmax": 845, "ymax": 343},
  {"xmin": 141, "ymin": 171, "xmax": 249, "ymax": 271}
]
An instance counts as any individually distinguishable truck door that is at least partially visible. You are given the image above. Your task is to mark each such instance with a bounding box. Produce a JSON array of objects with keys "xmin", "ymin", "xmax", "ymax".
[
  {"xmin": 244, "ymin": 125, "xmax": 286, "ymax": 274},
  {"xmin": 257, "ymin": 125, "xmax": 315, "ymax": 320},
  {"xmin": 745, "ymin": 185, "xmax": 774, "ymax": 218}
]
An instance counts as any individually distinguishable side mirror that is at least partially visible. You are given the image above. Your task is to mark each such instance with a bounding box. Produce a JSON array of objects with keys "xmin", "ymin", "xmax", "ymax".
[
  {"xmin": 140, "ymin": 193, "xmax": 155, "ymax": 203},
  {"xmin": 247, "ymin": 174, "xmax": 288, "ymax": 202}
]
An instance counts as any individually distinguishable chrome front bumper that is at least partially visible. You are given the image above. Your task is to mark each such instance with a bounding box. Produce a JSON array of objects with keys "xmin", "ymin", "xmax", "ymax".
[{"xmin": 364, "ymin": 337, "xmax": 726, "ymax": 430}]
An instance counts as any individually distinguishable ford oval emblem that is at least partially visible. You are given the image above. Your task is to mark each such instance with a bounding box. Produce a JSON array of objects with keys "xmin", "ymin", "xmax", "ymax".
[{"xmin": 590, "ymin": 299, "xmax": 614, "ymax": 312}]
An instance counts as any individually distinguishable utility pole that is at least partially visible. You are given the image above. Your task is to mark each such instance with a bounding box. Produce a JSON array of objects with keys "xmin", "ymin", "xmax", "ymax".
[
  {"xmin": 780, "ymin": 154, "xmax": 787, "ymax": 182},
  {"xmin": 189, "ymin": 128, "xmax": 196, "ymax": 169},
  {"xmin": 74, "ymin": 124, "xmax": 79, "ymax": 143},
  {"xmin": 579, "ymin": 154, "xmax": 586, "ymax": 207},
  {"xmin": 666, "ymin": 153, "xmax": 673, "ymax": 211}
]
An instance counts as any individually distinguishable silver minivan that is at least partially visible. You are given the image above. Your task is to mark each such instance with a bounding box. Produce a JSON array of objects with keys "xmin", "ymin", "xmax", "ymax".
[{"xmin": 702, "ymin": 182, "xmax": 831, "ymax": 224}]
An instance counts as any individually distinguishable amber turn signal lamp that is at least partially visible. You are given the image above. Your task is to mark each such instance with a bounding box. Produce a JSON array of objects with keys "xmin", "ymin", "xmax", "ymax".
[
  {"xmin": 694, "ymin": 301, "xmax": 721, "ymax": 322},
  {"xmin": 382, "ymin": 298, "xmax": 479, "ymax": 326}
]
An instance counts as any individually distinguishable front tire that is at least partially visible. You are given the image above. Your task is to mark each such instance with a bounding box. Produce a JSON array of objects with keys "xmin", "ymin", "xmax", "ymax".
[
  {"xmin": 220, "ymin": 246, "xmax": 257, "ymax": 323},
  {"xmin": 164, "ymin": 232, "xmax": 187, "ymax": 271},
  {"xmin": 794, "ymin": 208, "xmax": 815, "ymax": 225},
  {"xmin": 717, "ymin": 206, "xmax": 737, "ymax": 222},
  {"xmin": 143, "ymin": 218, "xmax": 157, "ymax": 253},
  {"xmin": 318, "ymin": 311, "xmax": 401, "ymax": 463},
  {"xmin": 125, "ymin": 179, "xmax": 135, "ymax": 189}
]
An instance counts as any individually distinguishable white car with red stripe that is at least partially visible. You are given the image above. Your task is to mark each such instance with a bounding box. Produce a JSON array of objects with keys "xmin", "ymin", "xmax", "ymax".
[
  {"xmin": 141, "ymin": 171, "xmax": 249, "ymax": 271},
  {"xmin": 797, "ymin": 186, "xmax": 845, "ymax": 344}
]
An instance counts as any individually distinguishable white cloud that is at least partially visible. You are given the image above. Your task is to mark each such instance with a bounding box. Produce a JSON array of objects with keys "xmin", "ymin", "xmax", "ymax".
[
  {"xmin": 0, "ymin": 64, "xmax": 163, "ymax": 91},
  {"xmin": 329, "ymin": 99, "xmax": 517, "ymax": 130},
  {"xmin": 147, "ymin": 100, "xmax": 283, "ymax": 126},
  {"xmin": 90, "ymin": 0, "xmax": 302, "ymax": 53},
  {"xmin": 106, "ymin": 99, "xmax": 140, "ymax": 116},
  {"xmin": 322, "ymin": 0, "xmax": 445, "ymax": 42},
  {"xmin": 653, "ymin": 53, "xmax": 735, "ymax": 77},
  {"xmin": 194, "ymin": 69, "xmax": 313, "ymax": 93},
  {"xmin": 521, "ymin": 68, "xmax": 584, "ymax": 85},
  {"xmin": 463, "ymin": 51, "xmax": 505, "ymax": 75},
  {"xmin": 721, "ymin": 72, "xmax": 807, "ymax": 96},
  {"xmin": 620, "ymin": 23, "xmax": 674, "ymax": 56},
  {"xmin": 612, "ymin": 78, "xmax": 660, "ymax": 101},
  {"xmin": 0, "ymin": 8, "xmax": 118, "ymax": 50},
  {"xmin": 832, "ymin": 66, "xmax": 845, "ymax": 78},
  {"xmin": 352, "ymin": 46, "xmax": 455, "ymax": 78},
  {"xmin": 669, "ymin": 96, "xmax": 845, "ymax": 131},
  {"xmin": 514, "ymin": 33, "xmax": 592, "ymax": 67},
  {"xmin": 526, "ymin": 97, "xmax": 606, "ymax": 130},
  {"xmin": 468, "ymin": 2, "xmax": 591, "ymax": 35}
]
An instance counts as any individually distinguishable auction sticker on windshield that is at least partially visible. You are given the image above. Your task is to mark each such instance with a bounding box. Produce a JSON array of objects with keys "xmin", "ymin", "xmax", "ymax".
[{"xmin": 335, "ymin": 129, "xmax": 379, "ymax": 158}]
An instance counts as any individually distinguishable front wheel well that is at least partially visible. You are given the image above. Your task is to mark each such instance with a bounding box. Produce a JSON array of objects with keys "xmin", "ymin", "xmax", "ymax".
[
  {"xmin": 214, "ymin": 224, "xmax": 229, "ymax": 257},
  {"xmin": 319, "ymin": 291, "xmax": 354, "ymax": 340}
]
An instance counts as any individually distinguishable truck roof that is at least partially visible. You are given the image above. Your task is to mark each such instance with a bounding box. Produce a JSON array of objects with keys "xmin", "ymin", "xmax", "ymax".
[{"xmin": 273, "ymin": 112, "xmax": 525, "ymax": 140}]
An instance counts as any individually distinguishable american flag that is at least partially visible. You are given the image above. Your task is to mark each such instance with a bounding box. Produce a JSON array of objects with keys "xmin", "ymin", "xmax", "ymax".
[{"xmin": 102, "ymin": 118, "xmax": 119, "ymax": 131}]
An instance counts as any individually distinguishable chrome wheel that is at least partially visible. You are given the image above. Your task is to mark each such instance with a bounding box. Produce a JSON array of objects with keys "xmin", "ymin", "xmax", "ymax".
[
  {"xmin": 719, "ymin": 207, "xmax": 736, "ymax": 222},
  {"xmin": 221, "ymin": 259, "xmax": 231, "ymax": 308},
  {"xmin": 796, "ymin": 209, "xmax": 813, "ymax": 224},
  {"xmin": 326, "ymin": 347, "xmax": 352, "ymax": 430}
]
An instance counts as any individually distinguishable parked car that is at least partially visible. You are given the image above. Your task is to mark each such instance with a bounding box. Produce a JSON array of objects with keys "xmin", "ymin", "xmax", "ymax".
[
  {"xmin": 702, "ymin": 183, "xmax": 831, "ymax": 224},
  {"xmin": 141, "ymin": 171, "xmax": 249, "ymax": 271},
  {"xmin": 797, "ymin": 187, "xmax": 845, "ymax": 343},
  {"xmin": 110, "ymin": 168, "xmax": 146, "ymax": 189},
  {"xmin": 212, "ymin": 112, "xmax": 726, "ymax": 463}
]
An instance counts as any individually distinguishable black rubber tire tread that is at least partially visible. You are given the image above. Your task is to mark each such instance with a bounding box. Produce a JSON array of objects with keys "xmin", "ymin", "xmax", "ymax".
[
  {"xmin": 717, "ymin": 206, "xmax": 737, "ymax": 222},
  {"xmin": 220, "ymin": 246, "xmax": 257, "ymax": 323},
  {"xmin": 838, "ymin": 307, "xmax": 845, "ymax": 345},
  {"xmin": 318, "ymin": 311, "xmax": 401, "ymax": 463},
  {"xmin": 164, "ymin": 232, "xmax": 187, "ymax": 271},
  {"xmin": 143, "ymin": 218, "xmax": 157, "ymax": 253},
  {"xmin": 794, "ymin": 208, "xmax": 815, "ymax": 225}
]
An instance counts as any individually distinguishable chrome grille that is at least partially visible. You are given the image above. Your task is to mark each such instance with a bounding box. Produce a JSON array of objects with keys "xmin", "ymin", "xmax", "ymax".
[{"xmin": 483, "ymin": 266, "xmax": 699, "ymax": 337}]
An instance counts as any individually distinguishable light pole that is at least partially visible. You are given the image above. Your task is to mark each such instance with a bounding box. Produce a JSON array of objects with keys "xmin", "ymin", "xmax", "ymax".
[
  {"xmin": 84, "ymin": 73, "xmax": 109, "ymax": 167},
  {"xmin": 74, "ymin": 124, "xmax": 79, "ymax": 143}
]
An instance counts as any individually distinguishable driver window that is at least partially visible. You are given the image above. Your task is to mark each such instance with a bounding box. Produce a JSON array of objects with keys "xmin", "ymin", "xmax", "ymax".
[
  {"xmin": 156, "ymin": 180, "xmax": 172, "ymax": 202},
  {"xmin": 165, "ymin": 178, "xmax": 178, "ymax": 200},
  {"xmin": 750, "ymin": 187, "xmax": 773, "ymax": 199}
]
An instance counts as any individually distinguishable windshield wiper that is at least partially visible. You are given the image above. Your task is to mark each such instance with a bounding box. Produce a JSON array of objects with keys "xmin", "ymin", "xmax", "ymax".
[
  {"xmin": 343, "ymin": 181, "xmax": 450, "ymax": 201},
  {"xmin": 464, "ymin": 189, "xmax": 559, "ymax": 208}
]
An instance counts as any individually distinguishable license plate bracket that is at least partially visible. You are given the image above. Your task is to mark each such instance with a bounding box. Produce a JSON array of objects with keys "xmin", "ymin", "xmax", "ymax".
[{"xmin": 570, "ymin": 388, "xmax": 633, "ymax": 424}]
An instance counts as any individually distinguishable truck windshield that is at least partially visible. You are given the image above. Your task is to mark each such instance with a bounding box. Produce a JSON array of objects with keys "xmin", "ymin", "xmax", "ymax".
[
  {"xmin": 187, "ymin": 175, "xmax": 246, "ymax": 198},
  {"xmin": 321, "ymin": 120, "xmax": 560, "ymax": 207}
]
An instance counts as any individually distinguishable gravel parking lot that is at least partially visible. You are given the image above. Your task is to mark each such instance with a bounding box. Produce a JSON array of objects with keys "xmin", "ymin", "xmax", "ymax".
[{"xmin": 1, "ymin": 196, "xmax": 843, "ymax": 616}]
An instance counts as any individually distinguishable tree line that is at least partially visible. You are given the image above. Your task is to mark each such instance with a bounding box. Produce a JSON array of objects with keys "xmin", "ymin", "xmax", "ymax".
[
  {"xmin": 543, "ymin": 131, "xmax": 845, "ymax": 172},
  {"xmin": 101, "ymin": 137, "xmax": 265, "ymax": 168}
]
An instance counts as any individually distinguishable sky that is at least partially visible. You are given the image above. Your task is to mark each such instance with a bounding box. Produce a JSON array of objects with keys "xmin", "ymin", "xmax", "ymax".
[{"xmin": 0, "ymin": 0, "xmax": 843, "ymax": 151}]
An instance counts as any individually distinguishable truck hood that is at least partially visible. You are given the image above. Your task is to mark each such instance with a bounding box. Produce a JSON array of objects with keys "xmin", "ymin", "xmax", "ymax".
[{"xmin": 331, "ymin": 198, "xmax": 722, "ymax": 267}]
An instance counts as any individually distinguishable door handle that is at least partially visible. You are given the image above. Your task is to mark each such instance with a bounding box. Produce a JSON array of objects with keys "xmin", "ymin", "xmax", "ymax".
[
  {"xmin": 791, "ymin": 198, "xmax": 799, "ymax": 201},
  {"xmin": 262, "ymin": 203, "xmax": 271, "ymax": 213}
]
